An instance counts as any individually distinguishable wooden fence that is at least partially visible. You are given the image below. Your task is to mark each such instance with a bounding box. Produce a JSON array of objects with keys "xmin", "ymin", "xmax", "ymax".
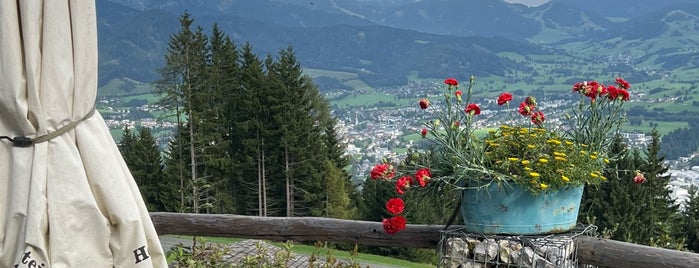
[{"xmin": 151, "ymin": 212, "xmax": 699, "ymax": 268}]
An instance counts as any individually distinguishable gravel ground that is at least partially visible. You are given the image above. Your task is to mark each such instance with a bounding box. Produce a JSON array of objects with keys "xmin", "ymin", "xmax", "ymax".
[{"xmin": 158, "ymin": 236, "xmax": 403, "ymax": 268}]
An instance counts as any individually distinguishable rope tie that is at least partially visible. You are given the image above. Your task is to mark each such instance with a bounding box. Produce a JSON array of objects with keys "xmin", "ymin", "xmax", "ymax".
[{"xmin": 0, "ymin": 108, "xmax": 96, "ymax": 147}]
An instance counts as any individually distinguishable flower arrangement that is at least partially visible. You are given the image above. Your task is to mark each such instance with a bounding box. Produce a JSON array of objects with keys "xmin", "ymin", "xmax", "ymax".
[{"xmin": 371, "ymin": 76, "xmax": 631, "ymax": 234}]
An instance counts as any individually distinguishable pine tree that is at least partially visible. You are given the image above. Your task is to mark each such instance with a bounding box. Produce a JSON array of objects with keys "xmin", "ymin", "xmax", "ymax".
[
  {"xmin": 580, "ymin": 131, "xmax": 685, "ymax": 248},
  {"xmin": 639, "ymin": 129, "xmax": 684, "ymax": 249},
  {"xmin": 683, "ymin": 185, "xmax": 699, "ymax": 252},
  {"xmin": 118, "ymin": 127, "xmax": 167, "ymax": 211},
  {"xmin": 199, "ymin": 23, "xmax": 237, "ymax": 213},
  {"xmin": 155, "ymin": 12, "xmax": 216, "ymax": 213},
  {"xmin": 234, "ymin": 43, "xmax": 271, "ymax": 216}
]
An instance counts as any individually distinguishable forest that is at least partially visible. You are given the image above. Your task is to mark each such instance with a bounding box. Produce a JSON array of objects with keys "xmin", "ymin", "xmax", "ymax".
[{"xmin": 116, "ymin": 13, "xmax": 699, "ymax": 263}]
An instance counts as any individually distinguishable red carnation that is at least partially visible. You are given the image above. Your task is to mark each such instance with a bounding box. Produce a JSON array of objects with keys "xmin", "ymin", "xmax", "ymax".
[
  {"xmin": 382, "ymin": 216, "xmax": 407, "ymax": 234},
  {"xmin": 370, "ymin": 163, "xmax": 395, "ymax": 180},
  {"xmin": 606, "ymin": 85, "xmax": 619, "ymax": 100},
  {"xmin": 633, "ymin": 171, "xmax": 646, "ymax": 184},
  {"xmin": 414, "ymin": 168, "xmax": 431, "ymax": 187},
  {"xmin": 395, "ymin": 176, "xmax": 412, "ymax": 195},
  {"xmin": 617, "ymin": 88, "xmax": 630, "ymax": 101},
  {"xmin": 421, "ymin": 128, "xmax": 428, "ymax": 138},
  {"xmin": 531, "ymin": 111, "xmax": 545, "ymax": 126},
  {"xmin": 385, "ymin": 198, "xmax": 405, "ymax": 215},
  {"xmin": 497, "ymin": 92, "xmax": 513, "ymax": 105},
  {"xmin": 465, "ymin": 103, "xmax": 481, "ymax": 115},
  {"xmin": 444, "ymin": 77, "xmax": 458, "ymax": 86},
  {"xmin": 419, "ymin": 98, "xmax": 430, "ymax": 110},
  {"xmin": 615, "ymin": 77, "xmax": 631, "ymax": 90},
  {"xmin": 518, "ymin": 101, "xmax": 534, "ymax": 116}
]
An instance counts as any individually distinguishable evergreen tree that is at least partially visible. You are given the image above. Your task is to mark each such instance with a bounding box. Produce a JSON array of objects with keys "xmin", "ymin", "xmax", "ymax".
[
  {"xmin": 155, "ymin": 12, "xmax": 217, "ymax": 213},
  {"xmin": 683, "ymin": 185, "xmax": 699, "ymax": 252},
  {"xmin": 199, "ymin": 23, "xmax": 237, "ymax": 213},
  {"xmin": 580, "ymin": 131, "xmax": 684, "ymax": 248},
  {"xmin": 118, "ymin": 127, "xmax": 168, "ymax": 211},
  {"xmin": 638, "ymin": 129, "xmax": 684, "ymax": 249},
  {"xmin": 234, "ymin": 43, "xmax": 272, "ymax": 216}
]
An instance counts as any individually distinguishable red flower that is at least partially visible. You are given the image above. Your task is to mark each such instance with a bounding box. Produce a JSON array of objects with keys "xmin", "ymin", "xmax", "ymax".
[
  {"xmin": 454, "ymin": 90, "xmax": 463, "ymax": 102},
  {"xmin": 419, "ymin": 98, "xmax": 430, "ymax": 110},
  {"xmin": 444, "ymin": 77, "xmax": 458, "ymax": 86},
  {"xmin": 633, "ymin": 171, "xmax": 646, "ymax": 184},
  {"xmin": 497, "ymin": 92, "xmax": 513, "ymax": 105},
  {"xmin": 395, "ymin": 176, "xmax": 412, "ymax": 195},
  {"xmin": 572, "ymin": 82, "xmax": 584, "ymax": 92},
  {"xmin": 385, "ymin": 198, "xmax": 405, "ymax": 215},
  {"xmin": 370, "ymin": 163, "xmax": 395, "ymax": 180},
  {"xmin": 615, "ymin": 77, "xmax": 631, "ymax": 90},
  {"xmin": 382, "ymin": 216, "xmax": 407, "ymax": 234},
  {"xmin": 606, "ymin": 85, "xmax": 619, "ymax": 100},
  {"xmin": 518, "ymin": 102, "xmax": 534, "ymax": 116},
  {"xmin": 531, "ymin": 111, "xmax": 545, "ymax": 126},
  {"xmin": 421, "ymin": 128, "xmax": 428, "ymax": 138},
  {"xmin": 617, "ymin": 88, "xmax": 630, "ymax": 101},
  {"xmin": 414, "ymin": 168, "xmax": 431, "ymax": 187},
  {"xmin": 585, "ymin": 81, "xmax": 605, "ymax": 100},
  {"xmin": 465, "ymin": 103, "xmax": 481, "ymax": 115}
]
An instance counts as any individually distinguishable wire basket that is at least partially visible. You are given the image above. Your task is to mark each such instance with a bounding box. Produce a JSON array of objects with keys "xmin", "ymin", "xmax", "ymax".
[{"xmin": 438, "ymin": 224, "xmax": 597, "ymax": 268}]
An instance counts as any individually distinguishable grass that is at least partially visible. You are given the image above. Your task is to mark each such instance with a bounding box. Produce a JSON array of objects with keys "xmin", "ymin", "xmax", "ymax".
[
  {"xmin": 622, "ymin": 121, "xmax": 688, "ymax": 136},
  {"xmin": 165, "ymin": 235, "xmax": 435, "ymax": 268}
]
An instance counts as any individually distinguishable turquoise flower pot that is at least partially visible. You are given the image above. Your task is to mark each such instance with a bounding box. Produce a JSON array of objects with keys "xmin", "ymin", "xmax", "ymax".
[{"xmin": 460, "ymin": 182, "xmax": 584, "ymax": 235}]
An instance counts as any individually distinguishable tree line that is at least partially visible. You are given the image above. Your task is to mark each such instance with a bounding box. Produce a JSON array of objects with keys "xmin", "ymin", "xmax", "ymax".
[{"xmin": 118, "ymin": 13, "xmax": 357, "ymax": 219}]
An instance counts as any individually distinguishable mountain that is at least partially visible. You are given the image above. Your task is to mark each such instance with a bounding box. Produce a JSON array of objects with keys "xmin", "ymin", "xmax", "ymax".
[
  {"xmin": 96, "ymin": 0, "xmax": 699, "ymax": 91},
  {"xmin": 326, "ymin": 0, "xmax": 540, "ymax": 39},
  {"xmin": 549, "ymin": 0, "xmax": 696, "ymax": 19},
  {"xmin": 97, "ymin": 0, "xmax": 549, "ymax": 88}
]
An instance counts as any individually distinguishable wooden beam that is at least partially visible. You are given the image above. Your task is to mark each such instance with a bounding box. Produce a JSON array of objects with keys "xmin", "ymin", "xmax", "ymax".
[
  {"xmin": 151, "ymin": 212, "xmax": 452, "ymax": 248},
  {"xmin": 576, "ymin": 235, "xmax": 699, "ymax": 268},
  {"xmin": 150, "ymin": 212, "xmax": 699, "ymax": 267}
]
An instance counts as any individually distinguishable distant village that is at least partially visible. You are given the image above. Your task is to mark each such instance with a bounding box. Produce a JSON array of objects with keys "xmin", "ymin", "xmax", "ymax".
[{"xmin": 98, "ymin": 82, "xmax": 698, "ymax": 209}]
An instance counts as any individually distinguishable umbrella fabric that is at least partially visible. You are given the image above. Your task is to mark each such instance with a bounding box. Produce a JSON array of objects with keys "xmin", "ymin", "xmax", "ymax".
[{"xmin": 0, "ymin": 1, "xmax": 167, "ymax": 267}]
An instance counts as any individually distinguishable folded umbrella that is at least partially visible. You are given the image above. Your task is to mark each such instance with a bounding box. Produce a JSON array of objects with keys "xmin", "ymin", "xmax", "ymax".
[{"xmin": 0, "ymin": 1, "xmax": 167, "ymax": 267}]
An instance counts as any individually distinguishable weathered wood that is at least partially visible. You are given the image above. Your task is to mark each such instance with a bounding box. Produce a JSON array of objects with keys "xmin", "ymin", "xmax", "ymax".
[
  {"xmin": 150, "ymin": 212, "xmax": 452, "ymax": 248},
  {"xmin": 576, "ymin": 235, "xmax": 699, "ymax": 268},
  {"xmin": 150, "ymin": 212, "xmax": 699, "ymax": 267}
]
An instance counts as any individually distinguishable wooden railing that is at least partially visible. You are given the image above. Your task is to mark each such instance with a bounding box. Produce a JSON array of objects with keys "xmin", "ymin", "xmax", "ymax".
[{"xmin": 151, "ymin": 212, "xmax": 699, "ymax": 268}]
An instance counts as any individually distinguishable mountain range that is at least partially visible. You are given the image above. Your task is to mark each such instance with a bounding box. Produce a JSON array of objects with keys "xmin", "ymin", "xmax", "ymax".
[{"xmin": 97, "ymin": 0, "xmax": 699, "ymax": 91}]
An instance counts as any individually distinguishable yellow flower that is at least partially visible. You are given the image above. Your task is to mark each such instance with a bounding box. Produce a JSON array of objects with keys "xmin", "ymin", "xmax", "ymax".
[
  {"xmin": 553, "ymin": 152, "xmax": 566, "ymax": 157},
  {"xmin": 600, "ymin": 175, "xmax": 607, "ymax": 181},
  {"xmin": 527, "ymin": 144, "xmax": 536, "ymax": 149},
  {"xmin": 529, "ymin": 172, "xmax": 540, "ymax": 178},
  {"xmin": 590, "ymin": 155, "xmax": 598, "ymax": 160},
  {"xmin": 565, "ymin": 141, "xmax": 574, "ymax": 145},
  {"xmin": 508, "ymin": 157, "xmax": 520, "ymax": 162},
  {"xmin": 538, "ymin": 158, "xmax": 549, "ymax": 163},
  {"xmin": 521, "ymin": 160, "xmax": 530, "ymax": 165},
  {"xmin": 540, "ymin": 183, "xmax": 548, "ymax": 189},
  {"xmin": 546, "ymin": 139, "xmax": 561, "ymax": 145},
  {"xmin": 561, "ymin": 175, "xmax": 570, "ymax": 182},
  {"xmin": 604, "ymin": 158, "xmax": 610, "ymax": 164},
  {"xmin": 554, "ymin": 156, "xmax": 567, "ymax": 161},
  {"xmin": 590, "ymin": 172, "xmax": 599, "ymax": 178},
  {"xmin": 524, "ymin": 167, "xmax": 532, "ymax": 171}
]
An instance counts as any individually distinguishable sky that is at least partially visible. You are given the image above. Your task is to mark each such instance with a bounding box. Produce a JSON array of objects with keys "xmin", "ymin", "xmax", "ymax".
[{"xmin": 504, "ymin": 0, "xmax": 550, "ymax": 6}]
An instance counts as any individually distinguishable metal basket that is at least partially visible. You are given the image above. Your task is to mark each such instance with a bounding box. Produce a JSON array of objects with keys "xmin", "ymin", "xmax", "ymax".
[{"xmin": 438, "ymin": 224, "xmax": 597, "ymax": 268}]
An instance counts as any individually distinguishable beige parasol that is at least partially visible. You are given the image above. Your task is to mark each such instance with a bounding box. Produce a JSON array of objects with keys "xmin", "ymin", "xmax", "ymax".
[{"xmin": 0, "ymin": 1, "xmax": 167, "ymax": 267}]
